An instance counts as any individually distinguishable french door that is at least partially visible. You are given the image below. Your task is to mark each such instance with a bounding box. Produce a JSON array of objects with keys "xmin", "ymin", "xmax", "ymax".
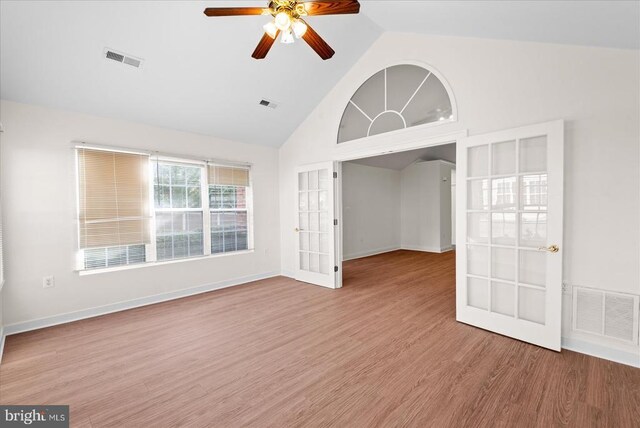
[
  {"xmin": 295, "ymin": 162, "xmax": 338, "ymax": 288},
  {"xmin": 456, "ymin": 120, "xmax": 564, "ymax": 351}
]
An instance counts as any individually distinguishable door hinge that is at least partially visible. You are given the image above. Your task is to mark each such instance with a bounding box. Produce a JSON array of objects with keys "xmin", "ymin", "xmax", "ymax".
[
  {"xmin": 333, "ymin": 172, "xmax": 338, "ymax": 179},
  {"xmin": 334, "ymin": 219, "xmax": 338, "ymax": 226},
  {"xmin": 334, "ymin": 266, "xmax": 339, "ymax": 272}
]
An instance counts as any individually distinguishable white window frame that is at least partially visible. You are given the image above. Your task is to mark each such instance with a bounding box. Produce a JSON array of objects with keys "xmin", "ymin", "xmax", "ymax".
[
  {"xmin": 74, "ymin": 147, "xmax": 254, "ymax": 274},
  {"xmin": 151, "ymin": 157, "xmax": 210, "ymax": 261},
  {"xmin": 207, "ymin": 165, "xmax": 253, "ymax": 255}
]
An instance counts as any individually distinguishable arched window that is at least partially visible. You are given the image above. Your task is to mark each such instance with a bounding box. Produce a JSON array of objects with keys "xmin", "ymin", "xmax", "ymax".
[{"xmin": 337, "ymin": 64, "xmax": 454, "ymax": 143}]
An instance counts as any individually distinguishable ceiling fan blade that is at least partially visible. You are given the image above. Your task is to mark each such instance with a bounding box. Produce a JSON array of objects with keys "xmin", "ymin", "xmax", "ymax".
[
  {"xmin": 203, "ymin": 7, "xmax": 268, "ymax": 17},
  {"xmin": 300, "ymin": 20, "xmax": 335, "ymax": 60},
  {"xmin": 302, "ymin": 1, "xmax": 360, "ymax": 16},
  {"xmin": 252, "ymin": 31, "xmax": 280, "ymax": 59}
]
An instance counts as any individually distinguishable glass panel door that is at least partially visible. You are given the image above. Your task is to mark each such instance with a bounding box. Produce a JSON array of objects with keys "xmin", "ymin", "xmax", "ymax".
[
  {"xmin": 295, "ymin": 162, "xmax": 337, "ymax": 288},
  {"xmin": 457, "ymin": 120, "xmax": 563, "ymax": 351}
]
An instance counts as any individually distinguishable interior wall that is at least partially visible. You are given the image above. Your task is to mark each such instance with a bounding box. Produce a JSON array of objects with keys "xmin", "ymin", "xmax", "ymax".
[
  {"xmin": 400, "ymin": 160, "xmax": 455, "ymax": 252},
  {"xmin": 0, "ymin": 100, "xmax": 281, "ymax": 326},
  {"xmin": 342, "ymin": 162, "xmax": 401, "ymax": 260},
  {"xmin": 279, "ymin": 33, "xmax": 640, "ymax": 356}
]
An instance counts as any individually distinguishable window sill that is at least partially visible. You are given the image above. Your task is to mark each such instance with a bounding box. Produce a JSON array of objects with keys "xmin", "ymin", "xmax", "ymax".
[{"xmin": 77, "ymin": 249, "xmax": 255, "ymax": 276}]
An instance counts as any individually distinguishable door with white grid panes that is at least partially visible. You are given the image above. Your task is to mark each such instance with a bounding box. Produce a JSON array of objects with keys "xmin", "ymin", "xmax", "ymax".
[
  {"xmin": 456, "ymin": 120, "xmax": 564, "ymax": 351},
  {"xmin": 295, "ymin": 162, "xmax": 337, "ymax": 288}
]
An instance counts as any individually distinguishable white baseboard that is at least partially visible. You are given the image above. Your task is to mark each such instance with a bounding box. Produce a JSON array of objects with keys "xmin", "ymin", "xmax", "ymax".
[
  {"xmin": 562, "ymin": 337, "xmax": 640, "ymax": 368},
  {"xmin": 280, "ymin": 269, "xmax": 295, "ymax": 279},
  {"xmin": 343, "ymin": 246, "xmax": 401, "ymax": 261},
  {"xmin": 3, "ymin": 271, "xmax": 281, "ymax": 337},
  {"xmin": 401, "ymin": 245, "xmax": 454, "ymax": 253}
]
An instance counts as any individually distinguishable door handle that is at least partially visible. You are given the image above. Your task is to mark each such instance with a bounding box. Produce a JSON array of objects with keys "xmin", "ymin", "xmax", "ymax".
[
  {"xmin": 295, "ymin": 228, "xmax": 304, "ymax": 232},
  {"xmin": 538, "ymin": 244, "xmax": 559, "ymax": 253}
]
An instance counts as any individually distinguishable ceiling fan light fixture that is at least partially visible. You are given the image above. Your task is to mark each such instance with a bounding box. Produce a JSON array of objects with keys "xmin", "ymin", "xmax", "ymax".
[
  {"xmin": 274, "ymin": 11, "xmax": 292, "ymax": 31},
  {"xmin": 292, "ymin": 19, "xmax": 307, "ymax": 38},
  {"xmin": 281, "ymin": 28, "xmax": 295, "ymax": 44},
  {"xmin": 263, "ymin": 20, "xmax": 278, "ymax": 39}
]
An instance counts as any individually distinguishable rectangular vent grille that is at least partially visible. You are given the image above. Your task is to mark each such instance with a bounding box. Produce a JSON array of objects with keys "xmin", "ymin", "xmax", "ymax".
[
  {"xmin": 573, "ymin": 286, "xmax": 639, "ymax": 344},
  {"xmin": 259, "ymin": 99, "xmax": 278, "ymax": 109},
  {"xmin": 104, "ymin": 49, "xmax": 143, "ymax": 69},
  {"xmin": 106, "ymin": 51, "xmax": 124, "ymax": 62}
]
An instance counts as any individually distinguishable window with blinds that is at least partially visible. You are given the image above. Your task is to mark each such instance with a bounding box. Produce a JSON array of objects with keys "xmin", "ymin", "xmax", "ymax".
[
  {"xmin": 208, "ymin": 165, "xmax": 251, "ymax": 254},
  {"xmin": 75, "ymin": 147, "xmax": 253, "ymax": 271},
  {"xmin": 77, "ymin": 148, "xmax": 151, "ymax": 249}
]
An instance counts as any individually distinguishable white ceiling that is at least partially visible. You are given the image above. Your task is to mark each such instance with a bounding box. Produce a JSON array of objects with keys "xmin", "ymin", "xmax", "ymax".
[
  {"xmin": 363, "ymin": 1, "xmax": 640, "ymax": 50},
  {"xmin": 349, "ymin": 143, "xmax": 456, "ymax": 170},
  {"xmin": 1, "ymin": 1, "xmax": 638, "ymax": 148}
]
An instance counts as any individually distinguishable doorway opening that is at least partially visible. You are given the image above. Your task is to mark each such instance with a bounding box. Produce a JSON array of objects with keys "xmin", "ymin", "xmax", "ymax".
[{"xmin": 338, "ymin": 142, "xmax": 457, "ymax": 287}]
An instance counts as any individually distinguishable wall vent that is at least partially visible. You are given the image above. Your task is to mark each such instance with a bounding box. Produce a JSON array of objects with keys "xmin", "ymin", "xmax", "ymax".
[
  {"xmin": 573, "ymin": 286, "xmax": 639, "ymax": 344},
  {"xmin": 259, "ymin": 99, "xmax": 278, "ymax": 109},
  {"xmin": 104, "ymin": 48, "xmax": 143, "ymax": 69}
]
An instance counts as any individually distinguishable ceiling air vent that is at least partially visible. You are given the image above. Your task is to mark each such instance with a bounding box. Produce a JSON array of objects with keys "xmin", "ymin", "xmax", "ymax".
[
  {"xmin": 259, "ymin": 99, "xmax": 278, "ymax": 109},
  {"xmin": 104, "ymin": 48, "xmax": 143, "ymax": 69}
]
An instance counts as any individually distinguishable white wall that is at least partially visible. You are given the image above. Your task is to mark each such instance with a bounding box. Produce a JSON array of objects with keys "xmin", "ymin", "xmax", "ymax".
[
  {"xmin": 279, "ymin": 33, "xmax": 640, "ymax": 357},
  {"xmin": 401, "ymin": 160, "xmax": 455, "ymax": 252},
  {"xmin": 0, "ymin": 100, "xmax": 281, "ymax": 327},
  {"xmin": 342, "ymin": 162, "xmax": 401, "ymax": 260}
]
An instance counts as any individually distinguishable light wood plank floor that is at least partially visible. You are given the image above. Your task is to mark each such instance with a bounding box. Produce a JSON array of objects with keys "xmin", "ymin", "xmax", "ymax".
[{"xmin": 1, "ymin": 250, "xmax": 639, "ymax": 427}]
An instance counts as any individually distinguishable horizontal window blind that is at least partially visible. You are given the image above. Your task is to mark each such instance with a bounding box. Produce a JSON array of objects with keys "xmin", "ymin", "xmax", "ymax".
[
  {"xmin": 77, "ymin": 148, "xmax": 151, "ymax": 249},
  {"xmin": 207, "ymin": 164, "xmax": 250, "ymax": 187}
]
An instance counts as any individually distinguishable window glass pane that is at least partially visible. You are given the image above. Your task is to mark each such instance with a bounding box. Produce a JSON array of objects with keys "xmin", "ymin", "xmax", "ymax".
[
  {"xmin": 171, "ymin": 186, "xmax": 186, "ymax": 208},
  {"xmin": 189, "ymin": 233, "xmax": 203, "ymax": 256},
  {"xmin": 156, "ymin": 236, "xmax": 173, "ymax": 260},
  {"xmin": 128, "ymin": 245, "xmax": 146, "ymax": 264},
  {"xmin": 84, "ymin": 244, "xmax": 146, "ymax": 269},
  {"xmin": 222, "ymin": 187, "xmax": 236, "ymax": 208},
  {"xmin": 491, "ymin": 177, "xmax": 517, "ymax": 211},
  {"xmin": 173, "ymin": 234, "xmax": 189, "ymax": 259},
  {"xmin": 156, "ymin": 164, "xmax": 171, "ymax": 185},
  {"xmin": 107, "ymin": 246, "xmax": 127, "ymax": 267},
  {"xmin": 155, "ymin": 186, "xmax": 170, "ymax": 209},
  {"xmin": 237, "ymin": 231, "xmax": 248, "ymax": 251},
  {"xmin": 209, "ymin": 186, "xmax": 223, "ymax": 209},
  {"xmin": 211, "ymin": 232, "xmax": 224, "ymax": 254},
  {"xmin": 172, "ymin": 212, "xmax": 187, "ymax": 234},
  {"xmin": 186, "ymin": 167, "xmax": 200, "ymax": 185},
  {"xmin": 187, "ymin": 186, "xmax": 201, "ymax": 208},
  {"xmin": 236, "ymin": 187, "xmax": 246, "ymax": 209},
  {"xmin": 171, "ymin": 165, "xmax": 186, "ymax": 185},
  {"xmin": 84, "ymin": 248, "xmax": 107, "ymax": 269},
  {"xmin": 224, "ymin": 232, "xmax": 237, "ymax": 252}
]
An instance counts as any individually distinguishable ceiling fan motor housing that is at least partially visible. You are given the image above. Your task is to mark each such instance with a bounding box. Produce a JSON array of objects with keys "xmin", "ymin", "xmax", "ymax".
[{"xmin": 268, "ymin": 0, "xmax": 307, "ymax": 18}]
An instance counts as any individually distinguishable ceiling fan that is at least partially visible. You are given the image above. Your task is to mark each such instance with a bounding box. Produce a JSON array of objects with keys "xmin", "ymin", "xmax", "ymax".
[{"xmin": 203, "ymin": 0, "xmax": 361, "ymax": 60}]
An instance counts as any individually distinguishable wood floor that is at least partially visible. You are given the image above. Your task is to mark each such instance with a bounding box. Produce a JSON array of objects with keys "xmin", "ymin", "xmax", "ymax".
[{"xmin": 1, "ymin": 250, "xmax": 639, "ymax": 427}]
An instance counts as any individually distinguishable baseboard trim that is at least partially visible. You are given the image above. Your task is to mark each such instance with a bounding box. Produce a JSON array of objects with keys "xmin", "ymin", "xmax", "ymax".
[
  {"xmin": 3, "ymin": 271, "xmax": 281, "ymax": 337},
  {"xmin": 400, "ymin": 245, "xmax": 454, "ymax": 254},
  {"xmin": 562, "ymin": 337, "xmax": 640, "ymax": 368},
  {"xmin": 280, "ymin": 269, "xmax": 295, "ymax": 279},
  {"xmin": 343, "ymin": 246, "xmax": 402, "ymax": 261}
]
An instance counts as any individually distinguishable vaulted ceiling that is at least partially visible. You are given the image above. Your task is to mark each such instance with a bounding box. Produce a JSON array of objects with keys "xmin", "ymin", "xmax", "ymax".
[{"xmin": 2, "ymin": 1, "xmax": 638, "ymax": 147}]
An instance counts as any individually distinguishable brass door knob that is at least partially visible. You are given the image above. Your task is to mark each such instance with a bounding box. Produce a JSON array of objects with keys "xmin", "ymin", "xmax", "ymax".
[
  {"xmin": 538, "ymin": 244, "xmax": 559, "ymax": 253},
  {"xmin": 295, "ymin": 228, "xmax": 302, "ymax": 232}
]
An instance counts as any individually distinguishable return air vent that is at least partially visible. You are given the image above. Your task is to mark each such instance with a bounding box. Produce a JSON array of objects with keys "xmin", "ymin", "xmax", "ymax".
[
  {"xmin": 573, "ymin": 286, "xmax": 639, "ymax": 344},
  {"xmin": 104, "ymin": 48, "xmax": 143, "ymax": 69},
  {"xmin": 259, "ymin": 99, "xmax": 278, "ymax": 109}
]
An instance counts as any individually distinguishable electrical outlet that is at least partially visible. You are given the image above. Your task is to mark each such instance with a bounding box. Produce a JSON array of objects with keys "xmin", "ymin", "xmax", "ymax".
[
  {"xmin": 562, "ymin": 282, "xmax": 571, "ymax": 295},
  {"xmin": 43, "ymin": 276, "xmax": 55, "ymax": 288}
]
